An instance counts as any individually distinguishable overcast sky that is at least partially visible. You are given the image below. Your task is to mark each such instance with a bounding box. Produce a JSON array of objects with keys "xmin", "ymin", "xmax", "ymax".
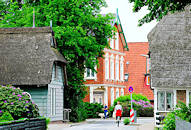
[{"xmin": 101, "ymin": 0, "xmax": 158, "ymax": 42}]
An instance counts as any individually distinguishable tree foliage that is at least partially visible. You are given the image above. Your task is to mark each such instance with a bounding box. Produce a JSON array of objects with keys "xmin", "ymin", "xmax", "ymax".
[
  {"xmin": 0, "ymin": 0, "xmax": 114, "ymax": 122},
  {"xmin": 128, "ymin": 0, "xmax": 191, "ymax": 26}
]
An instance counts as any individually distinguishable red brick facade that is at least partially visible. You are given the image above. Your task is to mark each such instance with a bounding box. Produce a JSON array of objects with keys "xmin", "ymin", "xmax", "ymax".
[{"xmin": 125, "ymin": 42, "xmax": 153, "ymax": 101}]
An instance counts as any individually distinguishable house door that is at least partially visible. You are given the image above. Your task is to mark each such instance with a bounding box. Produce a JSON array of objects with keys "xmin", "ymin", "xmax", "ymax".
[{"xmin": 93, "ymin": 91, "xmax": 104, "ymax": 104}]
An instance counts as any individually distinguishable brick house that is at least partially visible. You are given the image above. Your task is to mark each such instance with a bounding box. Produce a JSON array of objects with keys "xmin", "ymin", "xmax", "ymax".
[
  {"xmin": 148, "ymin": 7, "xmax": 191, "ymax": 125},
  {"xmin": 83, "ymin": 14, "xmax": 128, "ymax": 107},
  {"xmin": 125, "ymin": 42, "xmax": 153, "ymax": 103}
]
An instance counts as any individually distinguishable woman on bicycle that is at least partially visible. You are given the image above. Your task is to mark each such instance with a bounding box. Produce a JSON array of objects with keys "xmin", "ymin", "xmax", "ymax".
[{"xmin": 115, "ymin": 101, "xmax": 122, "ymax": 120}]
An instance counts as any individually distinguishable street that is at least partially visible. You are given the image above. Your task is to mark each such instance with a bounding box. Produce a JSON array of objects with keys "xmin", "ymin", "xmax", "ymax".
[{"xmin": 48, "ymin": 117, "xmax": 155, "ymax": 130}]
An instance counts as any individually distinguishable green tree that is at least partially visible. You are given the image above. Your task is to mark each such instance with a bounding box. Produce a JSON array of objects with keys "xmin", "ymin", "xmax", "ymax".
[
  {"xmin": 128, "ymin": 0, "xmax": 191, "ymax": 26},
  {"xmin": 0, "ymin": 0, "xmax": 114, "ymax": 122}
]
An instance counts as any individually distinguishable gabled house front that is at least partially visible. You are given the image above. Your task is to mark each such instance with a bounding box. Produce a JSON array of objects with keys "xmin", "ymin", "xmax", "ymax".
[
  {"xmin": 83, "ymin": 13, "xmax": 128, "ymax": 107},
  {"xmin": 148, "ymin": 6, "xmax": 191, "ymax": 126},
  {"xmin": 0, "ymin": 27, "xmax": 67, "ymax": 121}
]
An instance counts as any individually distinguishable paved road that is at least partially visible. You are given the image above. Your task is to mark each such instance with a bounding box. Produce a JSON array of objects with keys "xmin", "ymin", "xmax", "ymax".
[{"xmin": 48, "ymin": 117, "xmax": 155, "ymax": 130}]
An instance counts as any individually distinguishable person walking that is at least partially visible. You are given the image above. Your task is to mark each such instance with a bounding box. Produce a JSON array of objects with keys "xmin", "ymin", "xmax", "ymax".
[
  {"xmin": 114, "ymin": 101, "xmax": 122, "ymax": 120},
  {"xmin": 104, "ymin": 104, "xmax": 108, "ymax": 119}
]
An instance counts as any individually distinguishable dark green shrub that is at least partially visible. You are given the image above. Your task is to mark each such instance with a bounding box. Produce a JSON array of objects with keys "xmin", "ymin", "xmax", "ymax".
[
  {"xmin": 123, "ymin": 118, "xmax": 130, "ymax": 125},
  {"xmin": 84, "ymin": 102, "xmax": 103, "ymax": 118},
  {"xmin": 0, "ymin": 85, "xmax": 39, "ymax": 120},
  {"xmin": 0, "ymin": 112, "xmax": 14, "ymax": 122},
  {"xmin": 163, "ymin": 112, "xmax": 175, "ymax": 130}
]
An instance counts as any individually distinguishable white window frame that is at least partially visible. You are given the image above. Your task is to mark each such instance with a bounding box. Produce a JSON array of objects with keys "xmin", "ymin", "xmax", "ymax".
[
  {"xmin": 84, "ymin": 67, "xmax": 97, "ymax": 80},
  {"xmin": 120, "ymin": 56, "xmax": 124, "ymax": 81},
  {"xmin": 115, "ymin": 55, "xmax": 119, "ymax": 81},
  {"xmin": 105, "ymin": 53, "xmax": 109, "ymax": 80},
  {"xmin": 115, "ymin": 32, "xmax": 119, "ymax": 50},
  {"xmin": 110, "ymin": 55, "xmax": 114, "ymax": 80},
  {"xmin": 50, "ymin": 87, "xmax": 56, "ymax": 116},
  {"xmin": 121, "ymin": 89, "xmax": 124, "ymax": 96},
  {"xmin": 116, "ymin": 88, "xmax": 119, "ymax": 99},
  {"xmin": 189, "ymin": 91, "xmax": 191, "ymax": 104},
  {"xmin": 157, "ymin": 91, "xmax": 174, "ymax": 112}
]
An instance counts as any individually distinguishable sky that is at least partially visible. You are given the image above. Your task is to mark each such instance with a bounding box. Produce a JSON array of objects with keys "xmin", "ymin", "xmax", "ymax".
[{"xmin": 101, "ymin": 0, "xmax": 158, "ymax": 42}]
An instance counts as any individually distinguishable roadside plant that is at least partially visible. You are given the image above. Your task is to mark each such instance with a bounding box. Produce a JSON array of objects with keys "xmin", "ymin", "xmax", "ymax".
[
  {"xmin": 123, "ymin": 118, "xmax": 130, "ymax": 125},
  {"xmin": 0, "ymin": 85, "xmax": 39, "ymax": 120},
  {"xmin": 163, "ymin": 112, "xmax": 175, "ymax": 130},
  {"xmin": 84, "ymin": 102, "xmax": 103, "ymax": 118}
]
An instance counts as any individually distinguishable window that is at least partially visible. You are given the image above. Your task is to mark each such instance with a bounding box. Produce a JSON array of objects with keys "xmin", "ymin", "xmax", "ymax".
[
  {"xmin": 110, "ymin": 55, "xmax": 114, "ymax": 80},
  {"xmin": 121, "ymin": 89, "xmax": 124, "ymax": 96},
  {"xmin": 110, "ymin": 38, "xmax": 114, "ymax": 49},
  {"xmin": 85, "ymin": 67, "xmax": 97, "ymax": 79},
  {"xmin": 120, "ymin": 56, "xmax": 124, "ymax": 81},
  {"xmin": 115, "ymin": 32, "xmax": 119, "ymax": 50},
  {"xmin": 115, "ymin": 55, "xmax": 119, "ymax": 80},
  {"xmin": 189, "ymin": 92, "xmax": 191, "ymax": 104},
  {"xmin": 110, "ymin": 32, "xmax": 114, "ymax": 49},
  {"xmin": 53, "ymin": 64, "xmax": 63, "ymax": 83},
  {"xmin": 111, "ymin": 88, "xmax": 114, "ymax": 105},
  {"xmin": 105, "ymin": 53, "xmax": 109, "ymax": 80},
  {"xmin": 116, "ymin": 88, "xmax": 119, "ymax": 98},
  {"xmin": 50, "ymin": 87, "xmax": 56, "ymax": 116},
  {"xmin": 157, "ymin": 91, "xmax": 174, "ymax": 111}
]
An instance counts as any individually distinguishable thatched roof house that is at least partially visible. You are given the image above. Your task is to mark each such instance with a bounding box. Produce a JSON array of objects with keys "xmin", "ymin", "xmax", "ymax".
[
  {"xmin": 0, "ymin": 27, "xmax": 67, "ymax": 85},
  {"xmin": 148, "ymin": 6, "xmax": 191, "ymax": 126},
  {"xmin": 148, "ymin": 7, "xmax": 191, "ymax": 88},
  {"xmin": 0, "ymin": 27, "xmax": 67, "ymax": 121}
]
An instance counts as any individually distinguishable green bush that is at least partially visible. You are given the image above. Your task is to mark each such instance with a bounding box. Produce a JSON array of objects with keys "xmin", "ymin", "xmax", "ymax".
[
  {"xmin": 113, "ymin": 93, "xmax": 149, "ymax": 106},
  {"xmin": 0, "ymin": 112, "xmax": 14, "ymax": 122},
  {"xmin": 163, "ymin": 112, "xmax": 175, "ymax": 130},
  {"xmin": 84, "ymin": 102, "xmax": 103, "ymax": 118},
  {"xmin": 0, "ymin": 85, "xmax": 39, "ymax": 120},
  {"xmin": 123, "ymin": 118, "xmax": 130, "ymax": 125},
  {"xmin": 70, "ymin": 100, "xmax": 89, "ymax": 122},
  {"xmin": 110, "ymin": 94, "xmax": 153, "ymax": 117}
]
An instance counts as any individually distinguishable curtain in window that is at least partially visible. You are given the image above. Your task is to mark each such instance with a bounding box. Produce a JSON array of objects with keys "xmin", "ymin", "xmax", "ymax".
[{"xmin": 157, "ymin": 91, "xmax": 165, "ymax": 111}]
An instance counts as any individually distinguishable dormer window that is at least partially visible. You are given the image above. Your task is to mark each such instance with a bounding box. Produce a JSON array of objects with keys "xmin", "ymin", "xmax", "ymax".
[
  {"xmin": 51, "ymin": 37, "xmax": 55, "ymax": 47},
  {"xmin": 52, "ymin": 63, "xmax": 63, "ymax": 83}
]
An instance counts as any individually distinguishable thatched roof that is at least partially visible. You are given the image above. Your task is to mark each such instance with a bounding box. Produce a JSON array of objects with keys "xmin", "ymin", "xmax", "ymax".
[
  {"xmin": 148, "ymin": 6, "xmax": 191, "ymax": 88},
  {"xmin": 0, "ymin": 27, "xmax": 67, "ymax": 85}
]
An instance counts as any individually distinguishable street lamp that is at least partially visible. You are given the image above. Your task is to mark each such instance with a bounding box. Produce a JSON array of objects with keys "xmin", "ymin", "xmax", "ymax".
[{"xmin": 140, "ymin": 54, "xmax": 149, "ymax": 74}]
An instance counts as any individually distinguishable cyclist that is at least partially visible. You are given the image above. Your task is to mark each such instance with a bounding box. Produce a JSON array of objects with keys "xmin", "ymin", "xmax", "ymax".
[{"xmin": 115, "ymin": 101, "xmax": 122, "ymax": 120}]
